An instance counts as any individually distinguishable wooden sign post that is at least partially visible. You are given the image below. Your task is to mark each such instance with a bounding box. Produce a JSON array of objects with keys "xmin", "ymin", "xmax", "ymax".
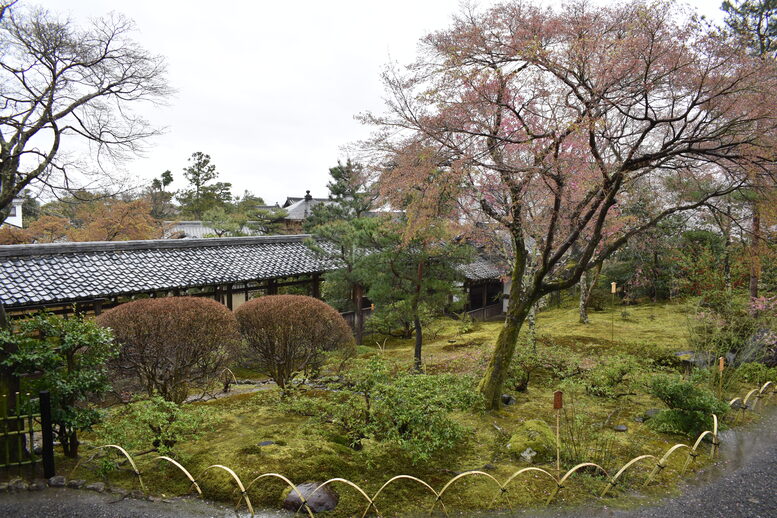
[
  {"xmin": 554, "ymin": 390, "xmax": 563, "ymax": 473},
  {"xmin": 718, "ymin": 356, "xmax": 725, "ymax": 399}
]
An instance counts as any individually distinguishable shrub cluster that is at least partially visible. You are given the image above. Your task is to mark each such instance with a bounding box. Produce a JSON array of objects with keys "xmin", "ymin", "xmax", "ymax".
[
  {"xmin": 282, "ymin": 357, "xmax": 481, "ymax": 462},
  {"xmin": 647, "ymin": 374, "xmax": 728, "ymax": 437},
  {"xmin": 235, "ymin": 295, "xmax": 355, "ymax": 389},
  {"xmin": 97, "ymin": 297, "xmax": 241, "ymax": 403}
]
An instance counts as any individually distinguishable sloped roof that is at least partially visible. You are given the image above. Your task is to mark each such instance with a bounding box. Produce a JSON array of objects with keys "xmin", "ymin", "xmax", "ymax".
[
  {"xmin": 0, "ymin": 235, "xmax": 338, "ymax": 307},
  {"xmin": 457, "ymin": 257, "xmax": 505, "ymax": 281},
  {"xmin": 283, "ymin": 198, "xmax": 334, "ymax": 221}
]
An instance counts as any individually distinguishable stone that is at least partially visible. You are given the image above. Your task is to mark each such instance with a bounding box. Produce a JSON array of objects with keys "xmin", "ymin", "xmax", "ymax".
[
  {"xmin": 0, "ymin": 483, "xmax": 9, "ymax": 493},
  {"xmin": 28, "ymin": 479, "xmax": 48, "ymax": 491},
  {"xmin": 613, "ymin": 425, "xmax": 628, "ymax": 432},
  {"xmin": 643, "ymin": 409, "xmax": 661, "ymax": 420},
  {"xmin": 282, "ymin": 482, "xmax": 339, "ymax": 513},
  {"xmin": 507, "ymin": 419, "xmax": 556, "ymax": 463},
  {"xmin": 9, "ymin": 478, "xmax": 29, "ymax": 491},
  {"xmin": 85, "ymin": 482, "xmax": 106, "ymax": 492},
  {"xmin": 501, "ymin": 394, "xmax": 517, "ymax": 406},
  {"xmin": 48, "ymin": 475, "xmax": 66, "ymax": 487},
  {"xmin": 110, "ymin": 487, "xmax": 129, "ymax": 496},
  {"xmin": 67, "ymin": 479, "xmax": 86, "ymax": 489},
  {"xmin": 482, "ymin": 463, "xmax": 496, "ymax": 471},
  {"xmin": 520, "ymin": 447, "xmax": 537, "ymax": 463},
  {"xmin": 130, "ymin": 490, "xmax": 146, "ymax": 500},
  {"xmin": 258, "ymin": 440, "xmax": 276, "ymax": 447}
]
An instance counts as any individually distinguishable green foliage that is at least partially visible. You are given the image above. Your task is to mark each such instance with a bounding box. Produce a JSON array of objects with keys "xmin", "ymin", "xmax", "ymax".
[
  {"xmin": 95, "ymin": 397, "xmax": 210, "ymax": 455},
  {"xmin": 647, "ymin": 375, "xmax": 729, "ymax": 437},
  {"xmin": 736, "ymin": 362, "xmax": 777, "ymax": 385},
  {"xmin": 584, "ymin": 354, "xmax": 643, "ymax": 399},
  {"xmin": 175, "ymin": 152, "xmax": 233, "ymax": 219},
  {"xmin": 0, "ymin": 313, "xmax": 118, "ymax": 457},
  {"xmin": 282, "ymin": 357, "xmax": 481, "ymax": 462},
  {"xmin": 688, "ymin": 291, "xmax": 762, "ymax": 361},
  {"xmin": 506, "ymin": 342, "xmax": 580, "ymax": 392},
  {"xmin": 365, "ymin": 300, "xmax": 435, "ymax": 339}
]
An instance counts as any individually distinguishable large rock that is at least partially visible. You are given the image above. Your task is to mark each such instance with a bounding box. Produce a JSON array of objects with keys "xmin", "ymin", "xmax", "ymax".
[
  {"xmin": 507, "ymin": 419, "xmax": 556, "ymax": 463},
  {"xmin": 282, "ymin": 482, "xmax": 339, "ymax": 513}
]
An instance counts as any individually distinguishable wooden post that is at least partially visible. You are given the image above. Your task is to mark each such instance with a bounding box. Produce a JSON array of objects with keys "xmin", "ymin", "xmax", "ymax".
[
  {"xmin": 268, "ymin": 279, "xmax": 278, "ymax": 295},
  {"xmin": 93, "ymin": 299, "xmax": 103, "ymax": 316},
  {"xmin": 226, "ymin": 284, "xmax": 234, "ymax": 310},
  {"xmin": 39, "ymin": 391, "xmax": 55, "ymax": 478},
  {"xmin": 311, "ymin": 273, "xmax": 321, "ymax": 299},
  {"xmin": 554, "ymin": 390, "xmax": 563, "ymax": 474},
  {"xmin": 718, "ymin": 356, "xmax": 725, "ymax": 399}
]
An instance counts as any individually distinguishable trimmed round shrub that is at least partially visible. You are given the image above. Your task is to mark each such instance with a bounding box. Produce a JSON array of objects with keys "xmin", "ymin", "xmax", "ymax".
[
  {"xmin": 97, "ymin": 297, "xmax": 241, "ymax": 403},
  {"xmin": 234, "ymin": 295, "xmax": 355, "ymax": 389}
]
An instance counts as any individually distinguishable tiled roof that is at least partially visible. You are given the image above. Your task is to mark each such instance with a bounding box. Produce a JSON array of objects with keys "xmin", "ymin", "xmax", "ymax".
[
  {"xmin": 0, "ymin": 235, "xmax": 338, "ymax": 307},
  {"xmin": 457, "ymin": 257, "xmax": 505, "ymax": 281}
]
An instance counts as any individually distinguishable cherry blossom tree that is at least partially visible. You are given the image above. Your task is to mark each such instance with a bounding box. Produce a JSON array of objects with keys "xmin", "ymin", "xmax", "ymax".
[{"xmin": 362, "ymin": 0, "xmax": 777, "ymax": 408}]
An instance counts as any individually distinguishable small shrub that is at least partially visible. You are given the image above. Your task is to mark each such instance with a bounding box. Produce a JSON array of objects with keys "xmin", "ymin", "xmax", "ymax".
[
  {"xmin": 584, "ymin": 354, "xmax": 643, "ymax": 399},
  {"xmin": 647, "ymin": 375, "xmax": 728, "ymax": 437},
  {"xmin": 95, "ymin": 396, "xmax": 210, "ymax": 455},
  {"xmin": 507, "ymin": 342, "xmax": 580, "ymax": 392},
  {"xmin": 0, "ymin": 313, "xmax": 118, "ymax": 458},
  {"xmin": 97, "ymin": 297, "xmax": 241, "ymax": 404},
  {"xmin": 235, "ymin": 295, "xmax": 355, "ymax": 390},
  {"xmin": 282, "ymin": 357, "xmax": 481, "ymax": 462},
  {"xmin": 736, "ymin": 362, "xmax": 777, "ymax": 385}
]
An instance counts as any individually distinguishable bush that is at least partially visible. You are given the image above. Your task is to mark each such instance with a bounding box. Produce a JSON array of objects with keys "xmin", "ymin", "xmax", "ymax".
[
  {"xmin": 736, "ymin": 362, "xmax": 777, "ymax": 385},
  {"xmin": 97, "ymin": 297, "xmax": 241, "ymax": 404},
  {"xmin": 506, "ymin": 342, "xmax": 580, "ymax": 392},
  {"xmin": 282, "ymin": 357, "xmax": 481, "ymax": 462},
  {"xmin": 95, "ymin": 396, "xmax": 210, "ymax": 455},
  {"xmin": 235, "ymin": 295, "xmax": 355, "ymax": 389},
  {"xmin": 584, "ymin": 354, "xmax": 643, "ymax": 399},
  {"xmin": 647, "ymin": 375, "xmax": 728, "ymax": 437},
  {"xmin": 0, "ymin": 313, "xmax": 118, "ymax": 457}
]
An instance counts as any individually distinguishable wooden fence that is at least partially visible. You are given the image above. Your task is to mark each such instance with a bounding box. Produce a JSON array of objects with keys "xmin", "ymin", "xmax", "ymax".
[{"xmin": 0, "ymin": 390, "xmax": 55, "ymax": 477}]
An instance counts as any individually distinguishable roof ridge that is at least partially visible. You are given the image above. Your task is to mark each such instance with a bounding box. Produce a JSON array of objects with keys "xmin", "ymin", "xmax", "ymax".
[{"xmin": 0, "ymin": 234, "xmax": 314, "ymax": 258}]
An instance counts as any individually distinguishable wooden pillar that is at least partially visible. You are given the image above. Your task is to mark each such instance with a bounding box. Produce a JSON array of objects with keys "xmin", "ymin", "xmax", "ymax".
[
  {"xmin": 311, "ymin": 273, "xmax": 321, "ymax": 299},
  {"xmin": 93, "ymin": 299, "xmax": 103, "ymax": 316},
  {"xmin": 245, "ymin": 282, "xmax": 250, "ymax": 302},
  {"xmin": 226, "ymin": 284, "xmax": 234, "ymax": 310},
  {"xmin": 481, "ymin": 281, "xmax": 488, "ymax": 310},
  {"xmin": 268, "ymin": 279, "xmax": 278, "ymax": 295}
]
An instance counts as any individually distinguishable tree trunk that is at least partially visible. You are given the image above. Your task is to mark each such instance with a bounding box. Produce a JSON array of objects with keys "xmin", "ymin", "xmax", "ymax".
[
  {"xmin": 578, "ymin": 270, "xmax": 589, "ymax": 324},
  {"xmin": 527, "ymin": 302, "xmax": 537, "ymax": 353},
  {"xmin": 723, "ymin": 205, "xmax": 732, "ymax": 293},
  {"xmin": 353, "ymin": 283, "xmax": 364, "ymax": 345},
  {"xmin": 413, "ymin": 316, "xmax": 423, "ymax": 372},
  {"xmin": 749, "ymin": 203, "xmax": 761, "ymax": 299},
  {"xmin": 478, "ymin": 300, "xmax": 530, "ymax": 409}
]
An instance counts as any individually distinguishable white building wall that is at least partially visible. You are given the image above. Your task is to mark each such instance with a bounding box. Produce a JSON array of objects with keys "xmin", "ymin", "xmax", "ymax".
[{"xmin": 3, "ymin": 199, "xmax": 23, "ymax": 227}]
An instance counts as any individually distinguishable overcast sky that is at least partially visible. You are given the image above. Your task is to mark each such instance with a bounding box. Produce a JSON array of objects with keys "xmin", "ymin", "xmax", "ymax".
[{"xmin": 45, "ymin": 0, "xmax": 724, "ymax": 206}]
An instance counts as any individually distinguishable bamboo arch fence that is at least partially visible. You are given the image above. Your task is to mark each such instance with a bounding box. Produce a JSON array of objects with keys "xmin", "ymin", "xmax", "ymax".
[{"xmin": 76, "ymin": 381, "xmax": 776, "ymax": 517}]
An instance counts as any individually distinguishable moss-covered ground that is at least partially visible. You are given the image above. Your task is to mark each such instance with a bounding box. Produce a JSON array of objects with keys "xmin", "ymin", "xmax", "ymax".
[{"xmin": 68, "ymin": 301, "xmax": 771, "ymax": 517}]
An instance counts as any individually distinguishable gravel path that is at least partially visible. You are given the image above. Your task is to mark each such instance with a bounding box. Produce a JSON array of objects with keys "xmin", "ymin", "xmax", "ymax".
[{"xmin": 1, "ymin": 408, "xmax": 775, "ymax": 518}]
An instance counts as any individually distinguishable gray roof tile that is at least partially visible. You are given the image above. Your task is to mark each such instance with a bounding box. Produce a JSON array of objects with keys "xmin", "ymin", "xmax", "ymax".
[{"xmin": 0, "ymin": 235, "xmax": 338, "ymax": 307}]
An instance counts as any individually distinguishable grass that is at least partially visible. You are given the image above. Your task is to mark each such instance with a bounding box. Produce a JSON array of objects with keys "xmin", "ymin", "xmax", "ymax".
[{"xmin": 69, "ymin": 300, "xmax": 771, "ymax": 517}]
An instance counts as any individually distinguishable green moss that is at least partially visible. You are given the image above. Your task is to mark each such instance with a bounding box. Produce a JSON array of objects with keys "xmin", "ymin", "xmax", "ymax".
[
  {"xmin": 67, "ymin": 300, "xmax": 772, "ymax": 517},
  {"xmin": 507, "ymin": 419, "xmax": 556, "ymax": 462}
]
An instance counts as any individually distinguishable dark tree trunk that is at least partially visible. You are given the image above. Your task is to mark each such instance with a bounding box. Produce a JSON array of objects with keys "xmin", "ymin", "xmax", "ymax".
[
  {"xmin": 413, "ymin": 316, "xmax": 423, "ymax": 372},
  {"xmin": 353, "ymin": 284, "xmax": 364, "ymax": 346},
  {"xmin": 749, "ymin": 203, "xmax": 761, "ymax": 299}
]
